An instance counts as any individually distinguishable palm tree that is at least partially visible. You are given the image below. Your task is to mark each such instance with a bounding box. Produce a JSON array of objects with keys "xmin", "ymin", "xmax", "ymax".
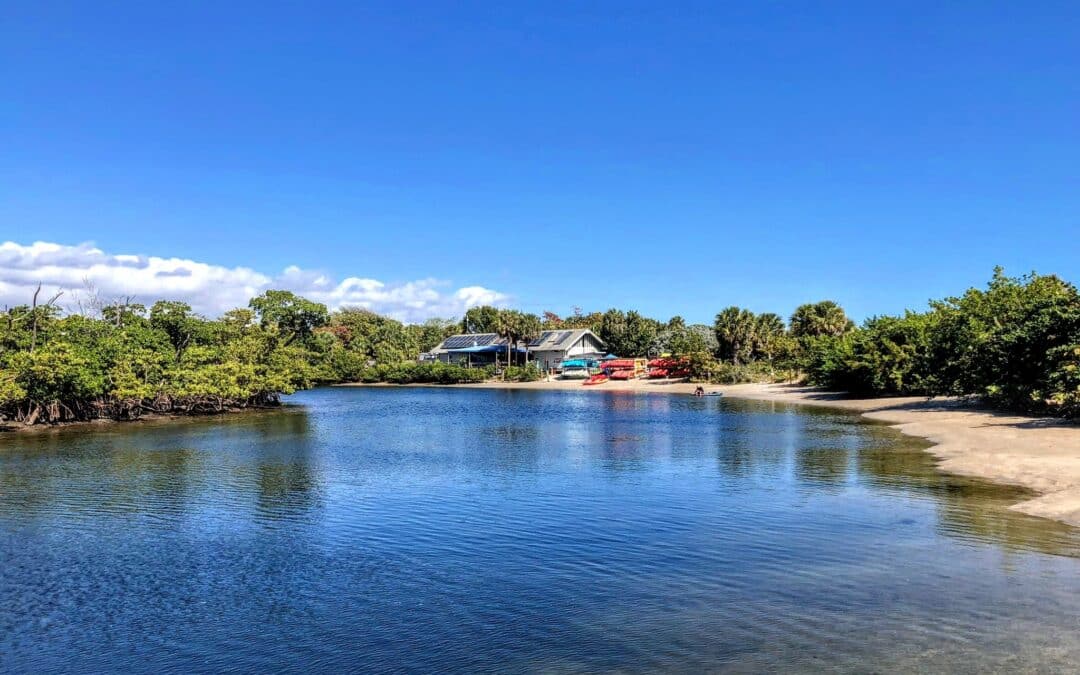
[
  {"xmin": 753, "ymin": 313, "xmax": 785, "ymax": 361},
  {"xmin": 751, "ymin": 312, "xmax": 787, "ymax": 374},
  {"xmin": 495, "ymin": 310, "xmax": 542, "ymax": 378},
  {"xmin": 714, "ymin": 307, "xmax": 757, "ymax": 365},
  {"xmin": 789, "ymin": 301, "xmax": 854, "ymax": 338}
]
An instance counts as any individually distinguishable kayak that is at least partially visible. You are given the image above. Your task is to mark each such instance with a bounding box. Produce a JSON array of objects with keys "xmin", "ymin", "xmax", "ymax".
[{"xmin": 583, "ymin": 374, "xmax": 609, "ymax": 386}]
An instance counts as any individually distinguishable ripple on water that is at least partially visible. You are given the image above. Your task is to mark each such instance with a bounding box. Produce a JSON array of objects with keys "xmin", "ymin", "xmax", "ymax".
[{"xmin": 1, "ymin": 387, "xmax": 1078, "ymax": 673}]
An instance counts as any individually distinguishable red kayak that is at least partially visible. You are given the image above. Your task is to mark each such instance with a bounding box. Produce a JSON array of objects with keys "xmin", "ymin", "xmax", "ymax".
[{"xmin": 583, "ymin": 373, "xmax": 609, "ymax": 386}]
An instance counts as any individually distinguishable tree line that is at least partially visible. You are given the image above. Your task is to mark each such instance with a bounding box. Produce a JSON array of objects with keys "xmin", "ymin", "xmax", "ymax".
[
  {"xmin": 801, "ymin": 269, "xmax": 1080, "ymax": 417},
  {"xmin": 455, "ymin": 274, "xmax": 1080, "ymax": 419},
  {"xmin": 0, "ymin": 290, "xmax": 454, "ymax": 425},
  {"xmin": 2, "ymin": 268, "xmax": 1078, "ymax": 425}
]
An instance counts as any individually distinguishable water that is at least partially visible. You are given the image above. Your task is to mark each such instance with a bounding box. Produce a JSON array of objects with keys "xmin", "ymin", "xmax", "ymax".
[{"xmin": 2, "ymin": 387, "xmax": 1078, "ymax": 673}]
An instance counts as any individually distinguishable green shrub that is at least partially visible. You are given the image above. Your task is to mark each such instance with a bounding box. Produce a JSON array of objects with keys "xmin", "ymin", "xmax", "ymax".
[
  {"xmin": 802, "ymin": 313, "xmax": 934, "ymax": 396},
  {"xmin": 356, "ymin": 361, "xmax": 492, "ymax": 385},
  {"xmin": 684, "ymin": 352, "xmax": 793, "ymax": 384},
  {"xmin": 504, "ymin": 364, "xmax": 542, "ymax": 382},
  {"xmin": 800, "ymin": 270, "xmax": 1080, "ymax": 415}
]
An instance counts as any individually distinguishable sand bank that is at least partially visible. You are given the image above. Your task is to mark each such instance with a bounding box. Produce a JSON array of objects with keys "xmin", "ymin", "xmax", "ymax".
[
  {"xmin": 717, "ymin": 383, "xmax": 1080, "ymax": 528},
  {"xmin": 343, "ymin": 378, "xmax": 1080, "ymax": 527}
]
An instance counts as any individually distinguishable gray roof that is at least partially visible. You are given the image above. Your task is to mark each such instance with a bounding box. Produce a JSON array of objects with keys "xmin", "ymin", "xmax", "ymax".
[
  {"xmin": 526, "ymin": 328, "xmax": 604, "ymax": 352},
  {"xmin": 431, "ymin": 333, "xmax": 509, "ymax": 353}
]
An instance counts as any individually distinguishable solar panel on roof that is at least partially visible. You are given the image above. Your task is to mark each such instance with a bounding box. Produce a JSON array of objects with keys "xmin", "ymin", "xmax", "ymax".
[
  {"xmin": 442, "ymin": 333, "xmax": 508, "ymax": 349},
  {"xmin": 529, "ymin": 331, "xmax": 554, "ymax": 346},
  {"xmin": 555, "ymin": 330, "xmax": 576, "ymax": 345},
  {"xmin": 442, "ymin": 336, "xmax": 470, "ymax": 349}
]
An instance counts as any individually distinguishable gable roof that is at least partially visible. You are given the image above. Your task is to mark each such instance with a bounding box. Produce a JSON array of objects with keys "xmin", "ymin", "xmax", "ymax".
[{"xmin": 526, "ymin": 328, "xmax": 604, "ymax": 352}]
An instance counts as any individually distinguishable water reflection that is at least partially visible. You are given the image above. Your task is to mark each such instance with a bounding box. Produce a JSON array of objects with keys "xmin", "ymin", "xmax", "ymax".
[
  {"xmin": 794, "ymin": 446, "xmax": 850, "ymax": 487},
  {"xmin": 0, "ymin": 394, "xmax": 1075, "ymax": 557},
  {"xmin": 254, "ymin": 462, "xmax": 319, "ymax": 516},
  {"xmin": 0, "ymin": 408, "xmax": 321, "ymax": 525},
  {"xmin": 853, "ymin": 427, "xmax": 1080, "ymax": 557},
  {"xmin": 1, "ymin": 388, "xmax": 1078, "ymax": 673}
]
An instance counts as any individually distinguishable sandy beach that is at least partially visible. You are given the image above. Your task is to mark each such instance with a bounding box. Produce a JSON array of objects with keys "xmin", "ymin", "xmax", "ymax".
[{"xmin": 346, "ymin": 378, "xmax": 1080, "ymax": 527}]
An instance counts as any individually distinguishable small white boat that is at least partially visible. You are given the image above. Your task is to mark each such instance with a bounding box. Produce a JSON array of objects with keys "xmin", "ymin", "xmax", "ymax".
[
  {"xmin": 559, "ymin": 358, "xmax": 598, "ymax": 380},
  {"xmin": 560, "ymin": 367, "xmax": 591, "ymax": 380}
]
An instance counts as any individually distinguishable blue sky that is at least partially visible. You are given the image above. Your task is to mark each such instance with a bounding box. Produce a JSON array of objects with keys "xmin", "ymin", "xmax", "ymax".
[{"xmin": 2, "ymin": 1, "xmax": 1078, "ymax": 323}]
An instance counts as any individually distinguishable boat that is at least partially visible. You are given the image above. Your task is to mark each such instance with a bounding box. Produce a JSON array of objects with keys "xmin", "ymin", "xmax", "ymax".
[
  {"xmin": 560, "ymin": 358, "xmax": 599, "ymax": 380},
  {"xmin": 560, "ymin": 366, "xmax": 591, "ymax": 380},
  {"xmin": 600, "ymin": 358, "xmax": 648, "ymax": 379},
  {"xmin": 583, "ymin": 373, "xmax": 608, "ymax": 386}
]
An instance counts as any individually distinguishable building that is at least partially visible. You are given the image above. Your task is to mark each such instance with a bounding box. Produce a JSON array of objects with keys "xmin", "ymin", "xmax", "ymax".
[
  {"xmin": 425, "ymin": 333, "xmax": 527, "ymax": 368},
  {"xmin": 424, "ymin": 328, "xmax": 607, "ymax": 372},
  {"xmin": 526, "ymin": 329, "xmax": 606, "ymax": 372}
]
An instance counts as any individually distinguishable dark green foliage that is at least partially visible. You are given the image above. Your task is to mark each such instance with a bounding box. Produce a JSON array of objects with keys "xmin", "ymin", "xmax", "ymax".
[
  {"xmin": 357, "ymin": 362, "xmax": 492, "ymax": 385},
  {"xmin": 924, "ymin": 269, "xmax": 1080, "ymax": 412},
  {"xmin": 803, "ymin": 270, "xmax": 1080, "ymax": 416},
  {"xmin": 789, "ymin": 301, "xmax": 855, "ymax": 338},
  {"xmin": 0, "ymin": 289, "xmax": 544, "ymax": 426},
  {"xmin": 708, "ymin": 361, "xmax": 791, "ymax": 384},
  {"xmin": 713, "ymin": 307, "xmax": 791, "ymax": 366},
  {"xmin": 682, "ymin": 351, "xmax": 792, "ymax": 385},
  {"xmin": 150, "ymin": 301, "xmax": 199, "ymax": 359},
  {"xmin": 714, "ymin": 307, "xmax": 757, "ymax": 365},
  {"xmin": 801, "ymin": 313, "xmax": 934, "ymax": 396},
  {"xmin": 327, "ymin": 308, "xmax": 418, "ymax": 366},
  {"xmin": 462, "ymin": 305, "xmax": 502, "ymax": 334},
  {"xmin": 563, "ymin": 309, "xmax": 605, "ymax": 333},
  {"xmin": 1046, "ymin": 345, "xmax": 1080, "ymax": 418},
  {"xmin": 494, "ymin": 309, "xmax": 542, "ymax": 374},
  {"xmin": 599, "ymin": 309, "xmax": 659, "ymax": 357},
  {"xmin": 406, "ymin": 318, "xmax": 460, "ymax": 354},
  {"xmin": 249, "ymin": 290, "xmax": 329, "ymax": 346},
  {"xmin": 664, "ymin": 323, "xmax": 713, "ymax": 356},
  {"xmin": 503, "ymin": 364, "xmax": 543, "ymax": 382},
  {"xmin": 4, "ymin": 268, "xmax": 1076, "ymax": 425},
  {"xmin": 1, "ymin": 300, "xmax": 316, "ymax": 425}
]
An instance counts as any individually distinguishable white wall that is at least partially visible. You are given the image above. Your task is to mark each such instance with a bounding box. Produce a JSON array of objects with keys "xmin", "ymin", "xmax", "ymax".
[
  {"xmin": 529, "ymin": 335, "xmax": 605, "ymax": 370},
  {"xmin": 530, "ymin": 350, "xmax": 562, "ymax": 371}
]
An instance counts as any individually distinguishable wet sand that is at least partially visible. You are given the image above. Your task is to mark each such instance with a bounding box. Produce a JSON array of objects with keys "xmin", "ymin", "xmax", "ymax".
[{"xmin": 344, "ymin": 378, "xmax": 1080, "ymax": 527}]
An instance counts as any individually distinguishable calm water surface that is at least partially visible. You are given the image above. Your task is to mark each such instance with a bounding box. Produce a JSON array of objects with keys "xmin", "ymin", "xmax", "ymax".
[{"xmin": 2, "ymin": 387, "xmax": 1079, "ymax": 673}]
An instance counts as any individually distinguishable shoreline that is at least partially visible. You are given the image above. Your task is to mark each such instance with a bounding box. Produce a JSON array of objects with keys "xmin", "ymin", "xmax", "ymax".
[
  {"xmin": 341, "ymin": 379, "xmax": 1080, "ymax": 527},
  {"xmin": 0, "ymin": 404, "xmax": 289, "ymax": 435}
]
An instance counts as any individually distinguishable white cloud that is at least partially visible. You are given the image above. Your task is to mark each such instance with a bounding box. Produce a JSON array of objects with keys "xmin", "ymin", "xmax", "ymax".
[{"xmin": 0, "ymin": 241, "xmax": 510, "ymax": 323}]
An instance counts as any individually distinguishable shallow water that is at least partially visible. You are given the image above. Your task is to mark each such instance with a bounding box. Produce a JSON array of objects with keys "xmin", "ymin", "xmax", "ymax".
[{"xmin": 2, "ymin": 387, "xmax": 1078, "ymax": 673}]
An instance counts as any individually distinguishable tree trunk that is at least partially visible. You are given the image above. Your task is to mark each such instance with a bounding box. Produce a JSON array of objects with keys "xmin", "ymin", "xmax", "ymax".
[{"xmin": 30, "ymin": 284, "xmax": 41, "ymax": 353}]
